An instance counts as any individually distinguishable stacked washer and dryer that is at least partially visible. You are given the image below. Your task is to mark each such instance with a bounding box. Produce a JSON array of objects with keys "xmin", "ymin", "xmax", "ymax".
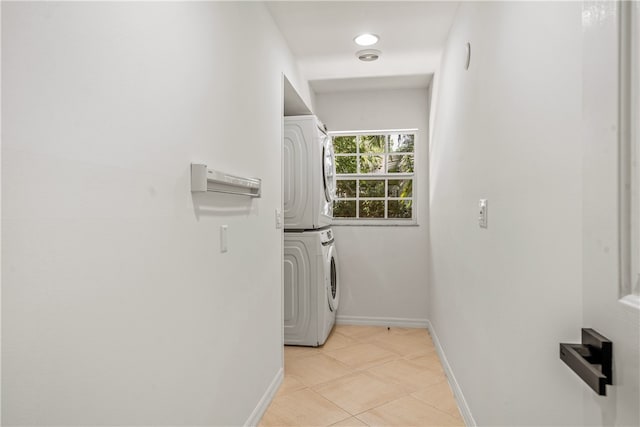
[{"xmin": 283, "ymin": 115, "xmax": 340, "ymax": 347}]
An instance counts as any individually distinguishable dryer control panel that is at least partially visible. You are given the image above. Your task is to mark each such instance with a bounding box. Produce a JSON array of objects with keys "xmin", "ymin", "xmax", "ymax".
[{"xmin": 320, "ymin": 228, "xmax": 334, "ymax": 245}]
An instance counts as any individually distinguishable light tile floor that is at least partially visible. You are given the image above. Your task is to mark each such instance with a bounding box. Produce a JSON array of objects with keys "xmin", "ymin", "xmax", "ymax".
[{"xmin": 260, "ymin": 325, "xmax": 465, "ymax": 427}]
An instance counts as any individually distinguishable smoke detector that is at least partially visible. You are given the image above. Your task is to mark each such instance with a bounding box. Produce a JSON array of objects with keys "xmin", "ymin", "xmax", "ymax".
[{"xmin": 356, "ymin": 49, "xmax": 381, "ymax": 62}]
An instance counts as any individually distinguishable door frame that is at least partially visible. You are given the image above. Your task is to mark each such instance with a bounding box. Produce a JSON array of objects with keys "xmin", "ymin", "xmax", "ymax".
[{"xmin": 619, "ymin": 0, "xmax": 640, "ymax": 307}]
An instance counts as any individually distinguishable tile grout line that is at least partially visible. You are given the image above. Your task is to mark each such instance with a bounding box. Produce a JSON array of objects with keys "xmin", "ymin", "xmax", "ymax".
[
  {"xmin": 409, "ymin": 389, "xmax": 466, "ymax": 421},
  {"xmin": 266, "ymin": 326, "xmax": 464, "ymax": 426}
]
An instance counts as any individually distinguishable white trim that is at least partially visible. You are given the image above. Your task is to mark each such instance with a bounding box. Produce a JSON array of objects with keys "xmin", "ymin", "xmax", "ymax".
[
  {"xmin": 331, "ymin": 128, "xmax": 418, "ymax": 136},
  {"xmin": 620, "ymin": 0, "xmax": 640, "ymax": 301},
  {"xmin": 620, "ymin": 0, "xmax": 633, "ymax": 299},
  {"xmin": 336, "ymin": 315, "xmax": 428, "ymax": 329},
  {"xmin": 426, "ymin": 320, "xmax": 476, "ymax": 427},
  {"xmin": 630, "ymin": 0, "xmax": 640, "ymax": 297},
  {"xmin": 244, "ymin": 367, "xmax": 284, "ymax": 427},
  {"xmin": 333, "ymin": 219, "xmax": 418, "ymax": 226}
]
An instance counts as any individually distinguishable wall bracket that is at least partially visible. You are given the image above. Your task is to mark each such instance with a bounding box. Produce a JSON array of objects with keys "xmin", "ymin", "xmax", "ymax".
[
  {"xmin": 560, "ymin": 328, "xmax": 612, "ymax": 395},
  {"xmin": 191, "ymin": 164, "xmax": 261, "ymax": 198}
]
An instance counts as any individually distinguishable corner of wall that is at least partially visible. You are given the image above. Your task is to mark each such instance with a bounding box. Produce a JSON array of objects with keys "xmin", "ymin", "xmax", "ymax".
[
  {"xmin": 245, "ymin": 368, "xmax": 284, "ymax": 427},
  {"xmin": 426, "ymin": 321, "xmax": 476, "ymax": 427}
]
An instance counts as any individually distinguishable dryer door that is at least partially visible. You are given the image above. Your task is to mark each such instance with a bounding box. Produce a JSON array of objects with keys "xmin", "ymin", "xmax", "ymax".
[
  {"xmin": 326, "ymin": 244, "xmax": 339, "ymax": 312},
  {"xmin": 322, "ymin": 136, "xmax": 336, "ymax": 203}
]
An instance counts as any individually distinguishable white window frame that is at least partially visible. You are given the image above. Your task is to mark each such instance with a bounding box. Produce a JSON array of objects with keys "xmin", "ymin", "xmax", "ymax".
[
  {"xmin": 330, "ymin": 129, "xmax": 418, "ymax": 226},
  {"xmin": 621, "ymin": 1, "xmax": 640, "ymax": 307}
]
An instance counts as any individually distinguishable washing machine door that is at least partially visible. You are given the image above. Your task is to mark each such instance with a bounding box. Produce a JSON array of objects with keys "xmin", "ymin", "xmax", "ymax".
[
  {"xmin": 322, "ymin": 136, "xmax": 336, "ymax": 203},
  {"xmin": 326, "ymin": 243, "xmax": 339, "ymax": 312}
]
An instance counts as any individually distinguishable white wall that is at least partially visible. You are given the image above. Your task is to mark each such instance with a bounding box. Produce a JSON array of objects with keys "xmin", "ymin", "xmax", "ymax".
[
  {"xmin": 315, "ymin": 88, "xmax": 430, "ymax": 325},
  {"xmin": 429, "ymin": 2, "xmax": 585, "ymax": 425},
  {"xmin": 1, "ymin": 2, "xmax": 308, "ymax": 425}
]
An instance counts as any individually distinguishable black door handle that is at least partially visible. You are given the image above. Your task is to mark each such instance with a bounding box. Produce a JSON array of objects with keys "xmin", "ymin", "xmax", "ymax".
[{"xmin": 560, "ymin": 328, "xmax": 612, "ymax": 395}]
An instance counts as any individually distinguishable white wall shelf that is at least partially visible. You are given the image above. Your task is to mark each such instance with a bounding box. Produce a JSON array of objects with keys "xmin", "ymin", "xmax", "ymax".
[{"xmin": 191, "ymin": 164, "xmax": 261, "ymax": 198}]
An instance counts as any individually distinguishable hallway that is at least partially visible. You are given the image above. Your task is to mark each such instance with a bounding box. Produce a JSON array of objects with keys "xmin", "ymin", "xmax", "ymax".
[
  {"xmin": 2, "ymin": 2, "xmax": 639, "ymax": 426},
  {"xmin": 261, "ymin": 326, "xmax": 463, "ymax": 426}
]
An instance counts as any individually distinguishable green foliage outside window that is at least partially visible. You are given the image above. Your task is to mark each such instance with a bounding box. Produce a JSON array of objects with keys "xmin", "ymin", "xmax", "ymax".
[
  {"xmin": 388, "ymin": 154, "xmax": 414, "ymax": 173},
  {"xmin": 359, "ymin": 200, "xmax": 385, "ymax": 218},
  {"xmin": 333, "ymin": 136, "xmax": 357, "ymax": 154},
  {"xmin": 336, "ymin": 180, "xmax": 356, "ymax": 198},
  {"xmin": 334, "ymin": 200, "xmax": 356, "ymax": 218},
  {"xmin": 332, "ymin": 132, "xmax": 416, "ymax": 221},
  {"xmin": 359, "ymin": 180, "xmax": 385, "ymax": 197},
  {"xmin": 359, "ymin": 135, "xmax": 385, "ymax": 154},
  {"xmin": 388, "ymin": 180, "xmax": 412, "ymax": 198},
  {"xmin": 388, "ymin": 200, "xmax": 412, "ymax": 219},
  {"xmin": 360, "ymin": 156, "xmax": 384, "ymax": 174},
  {"xmin": 336, "ymin": 156, "xmax": 357, "ymax": 174},
  {"xmin": 389, "ymin": 134, "xmax": 415, "ymax": 153}
]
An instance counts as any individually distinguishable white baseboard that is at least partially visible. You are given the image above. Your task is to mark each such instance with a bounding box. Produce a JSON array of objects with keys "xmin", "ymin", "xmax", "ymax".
[
  {"xmin": 245, "ymin": 367, "xmax": 283, "ymax": 427},
  {"xmin": 426, "ymin": 320, "xmax": 476, "ymax": 427},
  {"xmin": 336, "ymin": 315, "xmax": 428, "ymax": 329}
]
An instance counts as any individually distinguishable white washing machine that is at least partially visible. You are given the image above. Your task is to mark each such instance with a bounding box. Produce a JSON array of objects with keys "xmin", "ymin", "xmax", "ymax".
[
  {"xmin": 283, "ymin": 228, "xmax": 339, "ymax": 346},
  {"xmin": 284, "ymin": 115, "xmax": 336, "ymax": 230}
]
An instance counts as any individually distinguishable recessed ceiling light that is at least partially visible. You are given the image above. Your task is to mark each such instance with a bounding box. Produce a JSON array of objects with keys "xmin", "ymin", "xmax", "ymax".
[
  {"xmin": 354, "ymin": 33, "xmax": 379, "ymax": 47},
  {"xmin": 356, "ymin": 49, "xmax": 381, "ymax": 62}
]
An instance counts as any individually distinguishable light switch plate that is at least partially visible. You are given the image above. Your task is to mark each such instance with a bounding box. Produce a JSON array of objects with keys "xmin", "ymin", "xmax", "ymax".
[
  {"xmin": 479, "ymin": 199, "xmax": 488, "ymax": 228},
  {"xmin": 220, "ymin": 225, "xmax": 228, "ymax": 252},
  {"xmin": 275, "ymin": 209, "xmax": 282, "ymax": 229}
]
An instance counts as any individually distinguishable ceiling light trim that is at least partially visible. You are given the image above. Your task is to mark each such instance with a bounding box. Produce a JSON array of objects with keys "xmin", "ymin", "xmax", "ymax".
[{"xmin": 354, "ymin": 33, "xmax": 379, "ymax": 47}]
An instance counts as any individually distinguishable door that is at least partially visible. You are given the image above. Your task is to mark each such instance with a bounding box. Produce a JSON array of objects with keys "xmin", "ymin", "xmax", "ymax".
[
  {"xmin": 582, "ymin": 2, "xmax": 640, "ymax": 425},
  {"xmin": 326, "ymin": 244, "xmax": 339, "ymax": 312}
]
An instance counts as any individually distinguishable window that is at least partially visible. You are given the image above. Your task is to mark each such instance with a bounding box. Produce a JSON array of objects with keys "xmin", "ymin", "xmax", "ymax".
[{"xmin": 331, "ymin": 130, "xmax": 417, "ymax": 224}]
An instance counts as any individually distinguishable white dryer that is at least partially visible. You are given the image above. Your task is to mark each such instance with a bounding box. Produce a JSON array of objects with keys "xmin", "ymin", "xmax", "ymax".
[
  {"xmin": 284, "ymin": 115, "xmax": 336, "ymax": 230},
  {"xmin": 283, "ymin": 228, "xmax": 339, "ymax": 346}
]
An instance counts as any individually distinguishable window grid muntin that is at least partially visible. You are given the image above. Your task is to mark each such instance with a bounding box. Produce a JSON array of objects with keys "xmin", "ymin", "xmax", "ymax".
[
  {"xmin": 335, "ymin": 176, "xmax": 415, "ymax": 219},
  {"xmin": 334, "ymin": 134, "xmax": 414, "ymax": 176},
  {"xmin": 335, "ymin": 153, "xmax": 414, "ymax": 174}
]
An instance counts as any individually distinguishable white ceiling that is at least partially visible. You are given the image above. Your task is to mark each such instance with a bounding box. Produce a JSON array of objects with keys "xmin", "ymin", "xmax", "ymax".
[{"xmin": 266, "ymin": 1, "xmax": 459, "ymax": 93}]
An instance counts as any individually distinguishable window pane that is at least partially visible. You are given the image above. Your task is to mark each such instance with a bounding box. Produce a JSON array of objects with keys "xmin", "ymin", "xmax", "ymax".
[
  {"xmin": 389, "ymin": 134, "xmax": 415, "ymax": 153},
  {"xmin": 359, "ymin": 135, "xmax": 386, "ymax": 154},
  {"xmin": 387, "ymin": 154, "xmax": 414, "ymax": 173},
  {"xmin": 359, "ymin": 200, "xmax": 385, "ymax": 218},
  {"xmin": 336, "ymin": 155, "xmax": 357, "ymax": 174},
  {"xmin": 388, "ymin": 179, "xmax": 413, "ymax": 198},
  {"xmin": 388, "ymin": 200, "xmax": 412, "ymax": 219},
  {"xmin": 336, "ymin": 180, "xmax": 356, "ymax": 198},
  {"xmin": 360, "ymin": 155, "xmax": 385, "ymax": 174},
  {"xmin": 334, "ymin": 200, "xmax": 356, "ymax": 218},
  {"xmin": 359, "ymin": 180, "xmax": 385, "ymax": 197},
  {"xmin": 333, "ymin": 136, "xmax": 357, "ymax": 154}
]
